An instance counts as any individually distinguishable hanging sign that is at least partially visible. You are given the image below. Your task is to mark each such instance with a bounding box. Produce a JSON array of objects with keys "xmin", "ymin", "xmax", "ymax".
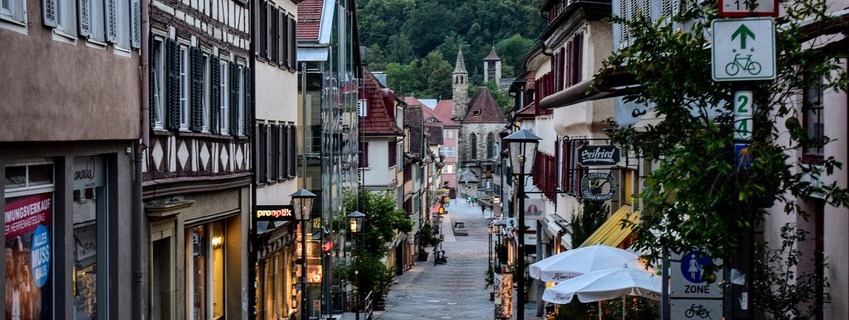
[
  {"xmin": 580, "ymin": 172, "xmax": 618, "ymax": 201},
  {"xmin": 577, "ymin": 145, "xmax": 621, "ymax": 166},
  {"xmin": 255, "ymin": 205, "xmax": 295, "ymax": 222}
]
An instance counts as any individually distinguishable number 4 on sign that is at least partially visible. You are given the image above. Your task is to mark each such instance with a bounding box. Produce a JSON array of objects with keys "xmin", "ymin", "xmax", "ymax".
[{"xmin": 734, "ymin": 91, "xmax": 753, "ymax": 141}]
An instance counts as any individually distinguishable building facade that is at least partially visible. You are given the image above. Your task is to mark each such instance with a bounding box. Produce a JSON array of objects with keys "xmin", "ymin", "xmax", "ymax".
[
  {"xmin": 1, "ymin": 0, "xmax": 142, "ymax": 317},
  {"xmin": 143, "ymin": 0, "xmax": 253, "ymax": 317}
]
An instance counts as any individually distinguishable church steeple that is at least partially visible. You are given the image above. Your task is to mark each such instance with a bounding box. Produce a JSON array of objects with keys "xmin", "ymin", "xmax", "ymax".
[{"xmin": 452, "ymin": 48, "xmax": 469, "ymax": 120}]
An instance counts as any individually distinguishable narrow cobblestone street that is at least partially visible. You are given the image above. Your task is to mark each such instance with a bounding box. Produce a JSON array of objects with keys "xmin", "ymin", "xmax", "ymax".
[{"xmin": 374, "ymin": 199, "xmax": 542, "ymax": 320}]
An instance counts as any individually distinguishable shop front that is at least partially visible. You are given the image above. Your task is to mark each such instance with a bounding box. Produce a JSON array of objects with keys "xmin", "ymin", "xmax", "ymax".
[
  {"xmin": 3, "ymin": 144, "xmax": 136, "ymax": 319},
  {"xmin": 253, "ymin": 205, "xmax": 299, "ymax": 320}
]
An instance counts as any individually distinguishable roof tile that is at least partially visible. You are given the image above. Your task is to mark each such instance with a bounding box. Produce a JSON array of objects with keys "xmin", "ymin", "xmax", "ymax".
[{"xmin": 297, "ymin": 0, "xmax": 322, "ymax": 40}]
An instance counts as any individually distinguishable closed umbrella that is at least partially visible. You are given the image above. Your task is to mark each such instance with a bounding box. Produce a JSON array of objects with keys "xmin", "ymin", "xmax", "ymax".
[{"xmin": 529, "ymin": 244, "xmax": 646, "ymax": 283}]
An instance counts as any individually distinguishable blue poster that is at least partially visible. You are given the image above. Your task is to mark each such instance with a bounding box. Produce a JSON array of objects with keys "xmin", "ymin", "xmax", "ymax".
[{"xmin": 31, "ymin": 224, "xmax": 51, "ymax": 288}]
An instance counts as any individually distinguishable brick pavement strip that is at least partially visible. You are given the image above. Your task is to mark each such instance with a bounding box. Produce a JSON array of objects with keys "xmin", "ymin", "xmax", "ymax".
[{"xmin": 374, "ymin": 199, "xmax": 543, "ymax": 320}]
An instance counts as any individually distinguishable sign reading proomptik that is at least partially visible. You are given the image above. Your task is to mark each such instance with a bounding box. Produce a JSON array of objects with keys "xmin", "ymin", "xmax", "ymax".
[
  {"xmin": 578, "ymin": 145, "xmax": 621, "ymax": 166},
  {"xmin": 255, "ymin": 205, "xmax": 295, "ymax": 222}
]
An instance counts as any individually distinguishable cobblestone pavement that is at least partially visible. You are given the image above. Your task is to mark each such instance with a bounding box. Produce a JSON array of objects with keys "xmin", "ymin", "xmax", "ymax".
[{"xmin": 374, "ymin": 199, "xmax": 542, "ymax": 320}]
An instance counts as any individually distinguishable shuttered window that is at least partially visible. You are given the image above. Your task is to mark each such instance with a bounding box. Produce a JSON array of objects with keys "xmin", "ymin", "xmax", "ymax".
[
  {"xmin": 288, "ymin": 15, "xmax": 296, "ymax": 69},
  {"xmin": 179, "ymin": 44, "xmax": 190, "ymax": 130},
  {"xmin": 359, "ymin": 142, "xmax": 369, "ymax": 168},
  {"xmin": 202, "ymin": 52, "xmax": 211, "ymax": 132},
  {"xmin": 277, "ymin": 9, "xmax": 285, "ymax": 66},
  {"xmin": 257, "ymin": 123, "xmax": 268, "ymax": 183},
  {"xmin": 268, "ymin": 5, "xmax": 277, "ymax": 63},
  {"xmin": 288, "ymin": 125, "xmax": 296, "ymax": 176},
  {"xmin": 257, "ymin": 0, "xmax": 266, "ymax": 58},
  {"xmin": 389, "ymin": 141, "xmax": 397, "ymax": 167},
  {"xmin": 48, "ymin": 0, "xmax": 76, "ymax": 36}
]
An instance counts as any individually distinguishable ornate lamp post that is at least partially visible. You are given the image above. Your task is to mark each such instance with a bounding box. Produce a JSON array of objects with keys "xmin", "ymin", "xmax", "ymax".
[
  {"xmin": 347, "ymin": 211, "xmax": 365, "ymax": 320},
  {"xmin": 503, "ymin": 129, "xmax": 541, "ymax": 320},
  {"xmin": 291, "ymin": 189, "xmax": 316, "ymax": 320}
]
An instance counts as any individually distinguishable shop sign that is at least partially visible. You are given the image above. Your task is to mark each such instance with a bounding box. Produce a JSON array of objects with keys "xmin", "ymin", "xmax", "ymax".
[
  {"xmin": 73, "ymin": 156, "xmax": 105, "ymax": 189},
  {"xmin": 495, "ymin": 273, "xmax": 513, "ymax": 319},
  {"xmin": 5, "ymin": 193, "xmax": 53, "ymax": 240},
  {"xmin": 577, "ymin": 145, "xmax": 621, "ymax": 166},
  {"xmin": 580, "ymin": 172, "xmax": 618, "ymax": 201},
  {"xmin": 255, "ymin": 205, "xmax": 295, "ymax": 222},
  {"xmin": 307, "ymin": 265, "xmax": 322, "ymax": 284}
]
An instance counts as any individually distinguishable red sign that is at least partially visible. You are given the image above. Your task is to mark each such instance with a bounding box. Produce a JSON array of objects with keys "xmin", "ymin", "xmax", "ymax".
[
  {"xmin": 5, "ymin": 193, "xmax": 53, "ymax": 240},
  {"xmin": 718, "ymin": 0, "xmax": 778, "ymax": 17}
]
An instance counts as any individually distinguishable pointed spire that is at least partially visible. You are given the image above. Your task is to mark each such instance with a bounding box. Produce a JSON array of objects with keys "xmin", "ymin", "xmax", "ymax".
[
  {"xmin": 484, "ymin": 46, "xmax": 501, "ymax": 61},
  {"xmin": 454, "ymin": 47, "xmax": 467, "ymax": 74}
]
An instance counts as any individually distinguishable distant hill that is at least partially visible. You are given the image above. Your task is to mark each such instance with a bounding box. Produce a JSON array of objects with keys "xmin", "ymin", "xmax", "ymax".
[{"xmin": 356, "ymin": 0, "xmax": 545, "ymax": 99}]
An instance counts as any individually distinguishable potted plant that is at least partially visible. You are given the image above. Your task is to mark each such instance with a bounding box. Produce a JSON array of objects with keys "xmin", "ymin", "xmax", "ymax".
[{"xmin": 485, "ymin": 264, "xmax": 495, "ymax": 300}]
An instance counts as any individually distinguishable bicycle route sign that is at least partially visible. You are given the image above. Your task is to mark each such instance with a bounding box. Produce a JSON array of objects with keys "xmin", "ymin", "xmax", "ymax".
[{"xmin": 711, "ymin": 18, "xmax": 775, "ymax": 81}]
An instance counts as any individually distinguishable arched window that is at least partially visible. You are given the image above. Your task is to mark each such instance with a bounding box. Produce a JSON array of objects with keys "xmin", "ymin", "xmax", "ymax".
[
  {"xmin": 470, "ymin": 133, "xmax": 478, "ymax": 159},
  {"xmin": 486, "ymin": 133, "xmax": 495, "ymax": 159}
]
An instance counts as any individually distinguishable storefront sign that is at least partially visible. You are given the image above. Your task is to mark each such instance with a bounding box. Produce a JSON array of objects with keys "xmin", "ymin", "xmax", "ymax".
[
  {"xmin": 580, "ymin": 172, "xmax": 619, "ymax": 201},
  {"xmin": 5, "ymin": 193, "xmax": 53, "ymax": 240},
  {"xmin": 307, "ymin": 265, "xmax": 322, "ymax": 284},
  {"xmin": 255, "ymin": 205, "xmax": 295, "ymax": 222},
  {"xmin": 578, "ymin": 145, "xmax": 621, "ymax": 166},
  {"xmin": 73, "ymin": 156, "xmax": 105, "ymax": 189},
  {"xmin": 495, "ymin": 273, "xmax": 513, "ymax": 319},
  {"xmin": 31, "ymin": 225, "xmax": 51, "ymax": 287}
]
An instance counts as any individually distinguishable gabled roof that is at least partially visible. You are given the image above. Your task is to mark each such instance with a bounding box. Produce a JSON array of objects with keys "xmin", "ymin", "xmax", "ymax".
[
  {"xmin": 462, "ymin": 87, "xmax": 508, "ymax": 124},
  {"xmin": 297, "ymin": 0, "xmax": 323, "ymax": 41},
  {"xmin": 429, "ymin": 100, "xmax": 459, "ymax": 126},
  {"xmin": 363, "ymin": 68, "xmax": 403, "ymax": 136},
  {"xmin": 484, "ymin": 47, "xmax": 501, "ymax": 61}
]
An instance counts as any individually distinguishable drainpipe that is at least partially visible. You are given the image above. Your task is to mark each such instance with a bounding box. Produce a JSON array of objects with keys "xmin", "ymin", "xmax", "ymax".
[{"xmin": 134, "ymin": 0, "xmax": 151, "ymax": 318}]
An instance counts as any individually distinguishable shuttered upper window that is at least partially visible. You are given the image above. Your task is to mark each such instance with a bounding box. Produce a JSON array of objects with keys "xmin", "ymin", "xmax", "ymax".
[{"xmin": 151, "ymin": 38, "xmax": 166, "ymax": 130}]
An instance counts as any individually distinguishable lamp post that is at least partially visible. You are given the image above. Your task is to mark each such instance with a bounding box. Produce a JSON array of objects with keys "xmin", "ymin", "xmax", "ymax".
[
  {"xmin": 347, "ymin": 211, "xmax": 365, "ymax": 320},
  {"xmin": 503, "ymin": 129, "xmax": 541, "ymax": 320},
  {"xmin": 292, "ymin": 189, "xmax": 317, "ymax": 320}
]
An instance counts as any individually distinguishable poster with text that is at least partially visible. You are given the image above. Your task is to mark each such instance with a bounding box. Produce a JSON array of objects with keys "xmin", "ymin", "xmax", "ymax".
[{"xmin": 5, "ymin": 193, "xmax": 53, "ymax": 320}]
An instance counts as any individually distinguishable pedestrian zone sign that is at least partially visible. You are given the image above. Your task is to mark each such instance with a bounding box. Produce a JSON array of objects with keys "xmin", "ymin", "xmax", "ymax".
[
  {"xmin": 670, "ymin": 250, "xmax": 723, "ymax": 299},
  {"xmin": 712, "ymin": 18, "xmax": 776, "ymax": 81}
]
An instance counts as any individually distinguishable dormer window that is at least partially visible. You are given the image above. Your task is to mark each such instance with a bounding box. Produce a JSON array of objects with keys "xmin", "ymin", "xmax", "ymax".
[{"xmin": 474, "ymin": 110, "xmax": 481, "ymax": 116}]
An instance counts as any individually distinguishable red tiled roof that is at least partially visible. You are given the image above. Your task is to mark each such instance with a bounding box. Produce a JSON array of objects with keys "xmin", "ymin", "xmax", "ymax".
[
  {"xmin": 363, "ymin": 69, "xmax": 403, "ymax": 136},
  {"xmin": 431, "ymin": 100, "xmax": 459, "ymax": 126},
  {"xmin": 463, "ymin": 87, "xmax": 508, "ymax": 123},
  {"xmin": 297, "ymin": 0, "xmax": 322, "ymax": 41}
]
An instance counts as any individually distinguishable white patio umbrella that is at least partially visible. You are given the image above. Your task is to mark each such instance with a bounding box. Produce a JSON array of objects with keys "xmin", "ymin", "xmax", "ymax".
[
  {"xmin": 542, "ymin": 266, "xmax": 661, "ymax": 320},
  {"xmin": 529, "ymin": 244, "xmax": 647, "ymax": 283}
]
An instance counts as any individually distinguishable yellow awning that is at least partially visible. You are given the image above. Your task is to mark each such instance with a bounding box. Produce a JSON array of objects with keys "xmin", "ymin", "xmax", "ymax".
[{"xmin": 579, "ymin": 205, "xmax": 640, "ymax": 248}]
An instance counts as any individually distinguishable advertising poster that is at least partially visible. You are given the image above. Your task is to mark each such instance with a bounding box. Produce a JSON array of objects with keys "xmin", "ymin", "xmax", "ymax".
[
  {"xmin": 5, "ymin": 192, "xmax": 53, "ymax": 320},
  {"xmin": 494, "ymin": 273, "xmax": 513, "ymax": 319}
]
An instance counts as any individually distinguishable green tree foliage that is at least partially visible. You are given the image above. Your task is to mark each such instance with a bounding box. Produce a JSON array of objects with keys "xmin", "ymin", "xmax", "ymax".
[
  {"xmin": 569, "ymin": 200, "xmax": 609, "ymax": 248},
  {"xmin": 356, "ymin": 0, "xmax": 545, "ymax": 95},
  {"xmin": 419, "ymin": 51, "xmax": 454, "ymax": 98},
  {"xmin": 599, "ymin": 0, "xmax": 848, "ymax": 314},
  {"xmin": 338, "ymin": 190, "xmax": 413, "ymax": 302},
  {"xmin": 342, "ymin": 190, "xmax": 413, "ymax": 257}
]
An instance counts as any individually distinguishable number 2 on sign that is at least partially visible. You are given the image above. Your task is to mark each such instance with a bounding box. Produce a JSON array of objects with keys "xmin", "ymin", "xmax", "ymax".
[{"xmin": 734, "ymin": 91, "xmax": 753, "ymax": 141}]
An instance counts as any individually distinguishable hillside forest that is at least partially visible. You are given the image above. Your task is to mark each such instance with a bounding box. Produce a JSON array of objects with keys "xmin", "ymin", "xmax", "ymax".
[{"xmin": 356, "ymin": 0, "xmax": 546, "ymax": 102}]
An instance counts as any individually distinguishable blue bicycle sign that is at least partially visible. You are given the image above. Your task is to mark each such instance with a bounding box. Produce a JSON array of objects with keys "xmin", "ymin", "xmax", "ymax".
[{"xmin": 725, "ymin": 54, "xmax": 762, "ymax": 76}]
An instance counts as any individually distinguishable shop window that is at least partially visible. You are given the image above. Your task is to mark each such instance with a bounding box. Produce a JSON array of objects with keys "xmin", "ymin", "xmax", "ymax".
[
  {"xmin": 186, "ymin": 221, "xmax": 226, "ymax": 319},
  {"xmin": 72, "ymin": 156, "xmax": 107, "ymax": 320},
  {"xmin": 5, "ymin": 162, "xmax": 55, "ymax": 320}
]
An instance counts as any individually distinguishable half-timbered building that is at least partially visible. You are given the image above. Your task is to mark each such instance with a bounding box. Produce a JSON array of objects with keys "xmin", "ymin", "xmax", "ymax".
[{"xmin": 143, "ymin": 0, "xmax": 252, "ymax": 317}]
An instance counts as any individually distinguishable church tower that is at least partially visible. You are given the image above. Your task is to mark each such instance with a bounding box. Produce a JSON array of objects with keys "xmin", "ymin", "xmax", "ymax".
[
  {"xmin": 452, "ymin": 48, "xmax": 469, "ymax": 120},
  {"xmin": 483, "ymin": 47, "xmax": 502, "ymax": 85}
]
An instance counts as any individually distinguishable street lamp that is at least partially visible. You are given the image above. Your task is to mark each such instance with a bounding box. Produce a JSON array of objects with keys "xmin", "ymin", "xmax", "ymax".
[
  {"xmin": 503, "ymin": 129, "xmax": 541, "ymax": 320},
  {"xmin": 291, "ymin": 188, "xmax": 317, "ymax": 320},
  {"xmin": 347, "ymin": 211, "xmax": 365, "ymax": 320}
]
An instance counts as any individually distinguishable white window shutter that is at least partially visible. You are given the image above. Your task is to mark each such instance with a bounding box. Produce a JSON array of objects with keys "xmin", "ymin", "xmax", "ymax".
[
  {"xmin": 42, "ymin": 0, "xmax": 58, "ymax": 27},
  {"xmin": 131, "ymin": 0, "xmax": 141, "ymax": 48},
  {"xmin": 78, "ymin": 0, "xmax": 91, "ymax": 37},
  {"xmin": 106, "ymin": 0, "xmax": 118, "ymax": 43}
]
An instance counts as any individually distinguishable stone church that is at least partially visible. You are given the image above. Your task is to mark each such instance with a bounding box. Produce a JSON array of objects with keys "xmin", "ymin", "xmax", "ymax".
[{"xmin": 451, "ymin": 47, "xmax": 508, "ymax": 210}]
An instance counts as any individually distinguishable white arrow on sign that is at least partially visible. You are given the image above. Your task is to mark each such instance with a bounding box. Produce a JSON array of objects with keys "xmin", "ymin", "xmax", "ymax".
[{"xmin": 712, "ymin": 18, "xmax": 776, "ymax": 81}]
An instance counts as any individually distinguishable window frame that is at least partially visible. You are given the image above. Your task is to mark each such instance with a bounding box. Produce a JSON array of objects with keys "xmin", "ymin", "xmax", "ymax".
[
  {"xmin": 0, "ymin": 0, "xmax": 26, "ymax": 25},
  {"xmin": 219, "ymin": 58, "xmax": 229, "ymax": 135},
  {"xmin": 179, "ymin": 43, "xmax": 190, "ymax": 131},
  {"xmin": 237, "ymin": 64, "xmax": 245, "ymax": 136},
  {"xmin": 114, "ymin": 0, "xmax": 131, "ymax": 50},
  {"xmin": 202, "ymin": 51, "xmax": 211, "ymax": 132},
  {"xmin": 802, "ymin": 75, "xmax": 825, "ymax": 163},
  {"xmin": 152, "ymin": 36, "xmax": 166, "ymax": 130},
  {"xmin": 55, "ymin": 0, "xmax": 77, "ymax": 37}
]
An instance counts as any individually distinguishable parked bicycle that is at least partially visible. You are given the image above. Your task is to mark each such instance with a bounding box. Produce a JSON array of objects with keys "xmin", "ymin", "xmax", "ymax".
[{"xmin": 725, "ymin": 53, "xmax": 762, "ymax": 76}]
